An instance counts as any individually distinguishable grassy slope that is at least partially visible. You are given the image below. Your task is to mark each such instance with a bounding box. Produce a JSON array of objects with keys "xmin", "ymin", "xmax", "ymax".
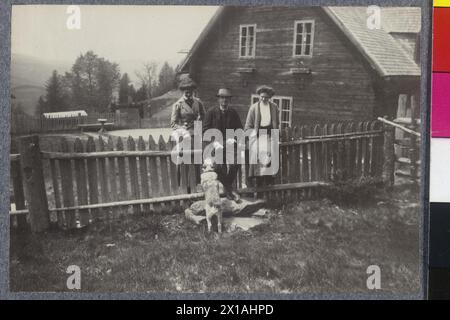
[{"xmin": 10, "ymin": 186, "xmax": 421, "ymax": 295}]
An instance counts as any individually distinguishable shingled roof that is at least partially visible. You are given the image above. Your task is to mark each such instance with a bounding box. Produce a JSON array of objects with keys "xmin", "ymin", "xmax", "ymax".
[
  {"xmin": 179, "ymin": 6, "xmax": 421, "ymax": 78},
  {"xmin": 324, "ymin": 7, "xmax": 421, "ymax": 77},
  {"xmin": 378, "ymin": 7, "xmax": 421, "ymax": 33}
]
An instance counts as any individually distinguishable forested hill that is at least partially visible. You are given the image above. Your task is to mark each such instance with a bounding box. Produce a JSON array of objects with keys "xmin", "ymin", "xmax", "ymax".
[{"xmin": 11, "ymin": 54, "xmax": 71, "ymax": 115}]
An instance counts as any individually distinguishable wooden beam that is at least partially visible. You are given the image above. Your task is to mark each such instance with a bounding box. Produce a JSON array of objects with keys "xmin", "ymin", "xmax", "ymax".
[
  {"xmin": 377, "ymin": 117, "xmax": 421, "ymax": 137},
  {"xmin": 51, "ymin": 192, "xmax": 205, "ymax": 212},
  {"xmin": 281, "ymin": 132, "xmax": 383, "ymax": 146},
  {"xmin": 394, "ymin": 117, "xmax": 421, "ymax": 126},
  {"xmin": 47, "ymin": 181, "xmax": 331, "ymax": 212},
  {"xmin": 238, "ymin": 181, "xmax": 331, "ymax": 193},
  {"xmin": 41, "ymin": 149, "xmax": 203, "ymax": 160},
  {"xmin": 9, "ymin": 209, "xmax": 29, "ymax": 216},
  {"xmin": 303, "ymin": 130, "xmax": 383, "ymax": 140}
]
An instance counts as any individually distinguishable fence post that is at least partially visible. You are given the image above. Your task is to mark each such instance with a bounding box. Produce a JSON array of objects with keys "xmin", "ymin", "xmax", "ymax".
[
  {"xmin": 409, "ymin": 94, "xmax": 419, "ymax": 182},
  {"xmin": 10, "ymin": 140, "xmax": 27, "ymax": 231},
  {"xmin": 18, "ymin": 135, "xmax": 50, "ymax": 232},
  {"xmin": 382, "ymin": 123, "xmax": 395, "ymax": 187}
]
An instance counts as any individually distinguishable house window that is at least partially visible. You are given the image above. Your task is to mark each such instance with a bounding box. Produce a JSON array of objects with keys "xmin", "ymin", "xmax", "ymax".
[
  {"xmin": 240, "ymin": 24, "xmax": 256, "ymax": 58},
  {"xmin": 251, "ymin": 94, "xmax": 293, "ymax": 129},
  {"xmin": 293, "ymin": 20, "xmax": 315, "ymax": 57}
]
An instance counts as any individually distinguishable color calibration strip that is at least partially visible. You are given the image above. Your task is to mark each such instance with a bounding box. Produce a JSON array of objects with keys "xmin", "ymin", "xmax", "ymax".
[
  {"xmin": 429, "ymin": 0, "xmax": 450, "ymax": 300},
  {"xmin": 430, "ymin": 1, "xmax": 450, "ymax": 203}
]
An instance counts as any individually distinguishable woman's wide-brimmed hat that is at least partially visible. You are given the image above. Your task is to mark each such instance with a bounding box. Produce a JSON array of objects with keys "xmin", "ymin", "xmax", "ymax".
[
  {"xmin": 256, "ymin": 85, "xmax": 275, "ymax": 97},
  {"xmin": 216, "ymin": 88, "xmax": 233, "ymax": 97},
  {"xmin": 178, "ymin": 76, "xmax": 197, "ymax": 90}
]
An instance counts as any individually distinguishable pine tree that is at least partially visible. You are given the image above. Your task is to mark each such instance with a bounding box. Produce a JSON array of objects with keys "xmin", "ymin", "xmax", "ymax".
[
  {"xmin": 134, "ymin": 83, "xmax": 148, "ymax": 102},
  {"xmin": 45, "ymin": 70, "xmax": 66, "ymax": 112},
  {"xmin": 119, "ymin": 73, "xmax": 131, "ymax": 104},
  {"xmin": 35, "ymin": 96, "xmax": 48, "ymax": 115},
  {"xmin": 156, "ymin": 62, "xmax": 176, "ymax": 96},
  {"xmin": 96, "ymin": 58, "xmax": 120, "ymax": 112},
  {"xmin": 129, "ymin": 84, "xmax": 137, "ymax": 102}
]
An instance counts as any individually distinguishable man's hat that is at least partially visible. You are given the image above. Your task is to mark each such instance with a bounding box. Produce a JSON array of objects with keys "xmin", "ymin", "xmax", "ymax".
[
  {"xmin": 178, "ymin": 76, "xmax": 197, "ymax": 90},
  {"xmin": 216, "ymin": 88, "xmax": 233, "ymax": 97}
]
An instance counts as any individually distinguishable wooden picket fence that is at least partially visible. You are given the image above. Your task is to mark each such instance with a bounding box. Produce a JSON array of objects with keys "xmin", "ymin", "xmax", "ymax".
[{"xmin": 9, "ymin": 120, "xmax": 394, "ymax": 232}]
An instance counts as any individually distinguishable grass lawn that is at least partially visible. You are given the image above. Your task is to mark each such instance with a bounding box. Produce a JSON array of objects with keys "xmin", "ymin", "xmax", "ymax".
[{"xmin": 10, "ymin": 184, "xmax": 421, "ymax": 295}]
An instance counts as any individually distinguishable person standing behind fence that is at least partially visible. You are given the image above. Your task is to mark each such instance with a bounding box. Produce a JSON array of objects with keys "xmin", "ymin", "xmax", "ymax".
[
  {"xmin": 203, "ymin": 88, "xmax": 243, "ymax": 202},
  {"xmin": 245, "ymin": 85, "xmax": 280, "ymax": 188},
  {"xmin": 170, "ymin": 76, "xmax": 205, "ymax": 135},
  {"xmin": 170, "ymin": 76, "xmax": 205, "ymax": 190}
]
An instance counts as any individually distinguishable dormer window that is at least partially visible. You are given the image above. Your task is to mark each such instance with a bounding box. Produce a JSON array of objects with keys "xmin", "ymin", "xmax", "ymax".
[
  {"xmin": 239, "ymin": 24, "xmax": 256, "ymax": 58},
  {"xmin": 293, "ymin": 20, "xmax": 315, "ymax": 57}
]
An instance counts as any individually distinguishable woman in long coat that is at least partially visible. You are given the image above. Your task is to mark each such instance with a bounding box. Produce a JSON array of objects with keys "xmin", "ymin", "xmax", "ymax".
[
  {"xmin": 170, "ymin": 76, "xmax": 205, "ymax": 190},
  {"xmin": 244, "ymin": 85, "xmax": 280, "ymax": 187}
]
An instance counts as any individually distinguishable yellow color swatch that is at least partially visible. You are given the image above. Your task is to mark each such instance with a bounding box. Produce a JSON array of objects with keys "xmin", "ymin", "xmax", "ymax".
[{"xmin": 435, "ymin": 0, "xmax": 450, "ymax": 7}]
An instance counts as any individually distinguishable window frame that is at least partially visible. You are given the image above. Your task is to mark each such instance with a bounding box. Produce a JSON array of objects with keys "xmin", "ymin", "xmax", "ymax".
[
  {"xmin": 239, "ymin": 24, "xmax": 257, "ymax": 58},
  {"xmin": 251, "ymin": 94, "xmax": 293, "ymax": 128},
  {"xmin": 293, "ymin": 20, "xmax": 315, "ymax": 58}
]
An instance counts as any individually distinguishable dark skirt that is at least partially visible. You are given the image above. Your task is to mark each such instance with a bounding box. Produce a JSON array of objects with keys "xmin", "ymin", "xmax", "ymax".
[{"xmin": 248, "ymin": 125, "xmax": 277, "ymax": 178}]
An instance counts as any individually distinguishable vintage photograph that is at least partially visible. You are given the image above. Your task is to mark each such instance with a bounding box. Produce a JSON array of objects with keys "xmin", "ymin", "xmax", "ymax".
[{"xmin": 9, "ymin": 5, "xmax": 422, "ymax": 295}]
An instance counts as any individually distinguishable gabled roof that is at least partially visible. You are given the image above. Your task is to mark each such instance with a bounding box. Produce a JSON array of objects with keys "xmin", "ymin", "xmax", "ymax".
[
  {"xmin": 179, "ymin": 6, "xmax": 421, "ymax": 78},
  {"xmin": 177, "ymin": 6, "xmax": 228, "ymax": 73},
  {"xmin": 324, "ymin": 7, "xmax": 420, "ymax": 77}
]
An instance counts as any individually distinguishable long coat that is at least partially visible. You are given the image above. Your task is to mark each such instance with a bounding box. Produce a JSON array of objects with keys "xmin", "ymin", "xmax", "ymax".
[
  {"xmin": 170, "ymin": 96, "xmax": 205, "ymax": 134},
  {"xmin": 244, "ymin": 101, "xmax": 280, "ymax": 177}
]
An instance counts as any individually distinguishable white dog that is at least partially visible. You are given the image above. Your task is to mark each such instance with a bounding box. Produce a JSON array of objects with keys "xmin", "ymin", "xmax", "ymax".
[{"xmin": 201, "ymin": 158, "xmax": 223, "ymax": 233}]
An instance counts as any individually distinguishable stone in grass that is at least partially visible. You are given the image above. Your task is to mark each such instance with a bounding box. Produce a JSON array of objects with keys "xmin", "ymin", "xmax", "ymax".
[
  {"xmin": 226, "ymin": 217, "xmax": 268, "ymax": 232},
  {"xmin": 184, "ymin": 208, "xmax": 205, "ymax": 225},
  {"xmin": 184, "ymin": 197, "xmax": 268, "ymax": 231},
  {"xmin": 188, "ymin": 197, "xmax": 266, "ymax": 217},
  {"xmin": 251, "ymin": 208, "xmax": 271, "ymax": 218},
  {"xmin": 185, "ymin": 208, "xmax": 268, "ymax": 231}
]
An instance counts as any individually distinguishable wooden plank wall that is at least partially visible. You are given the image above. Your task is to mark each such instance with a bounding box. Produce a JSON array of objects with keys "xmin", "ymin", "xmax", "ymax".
[{"xmin": 191, "ymin": 6, "xmax": 377, "ymax": 124}]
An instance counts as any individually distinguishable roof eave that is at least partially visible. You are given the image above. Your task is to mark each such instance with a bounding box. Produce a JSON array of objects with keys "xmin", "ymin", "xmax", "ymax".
[
  {"xmin": 321, "ymin": 7, "xmax": 388, "ymax": 77},
  {"xmin": 177, "ymin": 6, "xmax": 228, "ymax": 74}
]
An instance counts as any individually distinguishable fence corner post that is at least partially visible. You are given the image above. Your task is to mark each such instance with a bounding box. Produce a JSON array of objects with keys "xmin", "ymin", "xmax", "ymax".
[
  {"xmin": 382, "ymin": 122, "xmax": 395, "ymax": 188},
  {"xmin": 18, "ymin": 135, "xmax": 50, "ymax": 233}
]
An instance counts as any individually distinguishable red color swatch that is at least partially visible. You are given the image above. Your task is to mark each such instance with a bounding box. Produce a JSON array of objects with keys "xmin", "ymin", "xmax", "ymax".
[{"xmin": 433, "ymin": 8, "xmax": 450, "ymax": 72}]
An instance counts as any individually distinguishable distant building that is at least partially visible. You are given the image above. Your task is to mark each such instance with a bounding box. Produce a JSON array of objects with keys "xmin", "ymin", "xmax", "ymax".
[
  {"xmin": 42, "ymin": 110, "xmax": 87, "ymax": 119},
  {"xmin": 178, "ymin": 6, "xmax": 421, "ymax": 128}
]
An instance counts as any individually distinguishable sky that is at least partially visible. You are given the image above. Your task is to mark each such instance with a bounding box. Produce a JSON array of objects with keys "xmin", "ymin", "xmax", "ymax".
[{"xmin": 11, "ymin": 5, "xmax": 218, "ymax": 79}]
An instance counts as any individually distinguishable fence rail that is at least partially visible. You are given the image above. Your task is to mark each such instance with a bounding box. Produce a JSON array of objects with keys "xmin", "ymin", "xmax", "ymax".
[{"xmin": 9, "ymin": 120, "xmax": 393, "ymax": 232}]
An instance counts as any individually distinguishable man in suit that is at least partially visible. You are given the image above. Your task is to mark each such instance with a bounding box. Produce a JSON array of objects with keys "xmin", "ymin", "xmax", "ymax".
[{"xmin": 203, "ymin": 88, "xmax": 242, "ymax": 201}]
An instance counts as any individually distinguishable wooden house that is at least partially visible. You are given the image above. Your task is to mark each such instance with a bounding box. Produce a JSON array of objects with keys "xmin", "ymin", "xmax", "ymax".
[{"xmin": 178, "ymin": 6, "xmax": 421, "ymax": 128}]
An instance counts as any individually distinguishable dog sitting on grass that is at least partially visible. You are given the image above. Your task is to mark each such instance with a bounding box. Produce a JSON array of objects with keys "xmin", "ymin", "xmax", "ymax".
[{"xmin": 201, "ymin": 158, "xmax": 223, "ymax": 234}]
